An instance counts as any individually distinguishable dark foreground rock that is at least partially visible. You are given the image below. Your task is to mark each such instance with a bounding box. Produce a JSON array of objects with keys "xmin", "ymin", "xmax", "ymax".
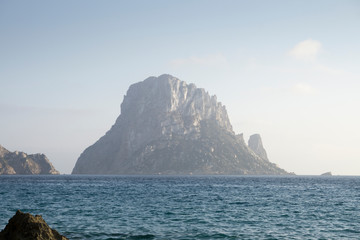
[
  {"xmin": 72, "ymin": 74, "xmax": 288, "ymax": 175},
  {"xmin": 0, "ymin": 145, "xmax": 59, "ymax": 175},
  {"xmin": 0, "ymin": 210, "xmax": 68, "ymax": 240}
]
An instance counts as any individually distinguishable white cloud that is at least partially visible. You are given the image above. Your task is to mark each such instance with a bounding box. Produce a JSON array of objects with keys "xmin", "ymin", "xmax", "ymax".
[
  {"xmin": 291, "ymin": 83, "xmax": 317, "ymax": 95},
  {"xmin": 288, "ymin": 39, "xmax": 322, "ymax": 61},
  {"xmin": 170, "ymin": 54, "xmax": 228, "ymax": 68}
]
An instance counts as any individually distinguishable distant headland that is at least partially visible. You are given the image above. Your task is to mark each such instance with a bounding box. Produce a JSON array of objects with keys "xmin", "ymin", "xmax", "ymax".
[
  {"xmin": 0, "ymin": 145, "xmax": 59, "ymax": 175},
  {"xmin": 321, "ymin": 172, "xmax": 332, "ymax": 176}
]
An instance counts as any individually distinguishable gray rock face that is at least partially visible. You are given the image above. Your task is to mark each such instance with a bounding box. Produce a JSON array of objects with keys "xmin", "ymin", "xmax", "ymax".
[
  {"xmin": 248, "ymin": 134, "xmax": 269, "ymax": 161},
  {"xmin": 72, "ymin": 74, "xmax": 287, "ymax": 175},
  {"xmin": 0, "ymin": 145, "xmax": 59, "ymax": 175},
  {"xmin": 0, "ymin": 145, "xmax": 9, "ymax": 158}
]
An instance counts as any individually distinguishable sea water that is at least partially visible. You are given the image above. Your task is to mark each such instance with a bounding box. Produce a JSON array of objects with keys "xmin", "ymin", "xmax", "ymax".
[{"xmin": 0, "ymin": 175, "xmax": 359, "ymax": 239}]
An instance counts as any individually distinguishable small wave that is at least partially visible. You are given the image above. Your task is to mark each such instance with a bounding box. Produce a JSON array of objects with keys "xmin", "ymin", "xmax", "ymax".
[
  {"xmin": 229, "ymin": 201, "xmax": 249, "ymax": 206},
  {"xmin": 82, "ymin": 233, "xmax": 156, "ymax": 240},
  {"xmin": 194, "ymin": 233, "xmax": 237, "ymax": 239},
  {"xmin": 128, "ymin": 234, "xmax": 156, "ymax": 240},
  {"xmin": 341, "ymin": 229, "xmax": 360, "ymax": 234}
]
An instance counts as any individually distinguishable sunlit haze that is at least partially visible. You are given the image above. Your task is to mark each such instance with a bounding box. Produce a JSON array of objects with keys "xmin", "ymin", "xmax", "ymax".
[{"xmin": 1, "ymin": 0, "xmax": 359, "ymax": 175}]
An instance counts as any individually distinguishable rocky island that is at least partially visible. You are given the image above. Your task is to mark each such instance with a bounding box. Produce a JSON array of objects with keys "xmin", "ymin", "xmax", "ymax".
[
  {"xmin": 321, "ymin": 172, "xmax": 332, "ymax": 176},
  {"xmin": 72, "ymin": 74, "xmax": 288, "ymax": 175},
  {"xmin": 0, "ymin": 145, "xmax": 59, "ymax": 175}
]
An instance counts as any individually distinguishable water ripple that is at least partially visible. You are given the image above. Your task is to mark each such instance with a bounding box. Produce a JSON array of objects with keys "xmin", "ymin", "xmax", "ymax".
[{"xmin": 0, "ymin": 175, "xmax": 359, "ymax": 239}]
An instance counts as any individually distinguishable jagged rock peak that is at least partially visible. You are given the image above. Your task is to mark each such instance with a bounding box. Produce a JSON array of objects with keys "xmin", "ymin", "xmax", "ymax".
[
  {"xmin": 0, "ymin": 210, "xmax": 68, "ymax": 240},
  {"xmin": 248, "ymin": 134, "xmax": 269, "ymax": 161},
  {"xmin": 106, "ymin": 74, "xmax": 234, "ymax": 155},
  {"xmin": 118, "ymin": 74, "xmax": 233, "ymax": 133},
  {"xmin": 0, "ymin": 145, "xmax": 60, "ymax": 175}
]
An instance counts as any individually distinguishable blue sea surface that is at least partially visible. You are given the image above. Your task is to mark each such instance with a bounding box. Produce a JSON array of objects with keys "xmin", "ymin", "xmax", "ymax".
[{"xmin": 0, "ymin": 175, "xmax": 359, "ymax": 239}]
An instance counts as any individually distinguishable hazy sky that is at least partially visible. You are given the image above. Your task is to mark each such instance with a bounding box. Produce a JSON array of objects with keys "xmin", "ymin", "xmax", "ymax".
[{"xmin": 1, "ymin": 0, "xmax": 359, "ymax": 175}]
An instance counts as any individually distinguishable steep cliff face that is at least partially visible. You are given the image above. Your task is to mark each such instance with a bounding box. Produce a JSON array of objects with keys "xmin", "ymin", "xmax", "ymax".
[
  {"xmin": 0, "ymin": 145, "xmax": 9, "ymax": 157},
  {"xmin": 0, "ymin": 145, "xmax": 59, "ymax": 175},
  {"xmin": 72, "ymin": 74, "xmax": 287, "ymax": 175},
  {"xmin": 248, "ymin": 134, "xmax": 269, "ymax": 162}
]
